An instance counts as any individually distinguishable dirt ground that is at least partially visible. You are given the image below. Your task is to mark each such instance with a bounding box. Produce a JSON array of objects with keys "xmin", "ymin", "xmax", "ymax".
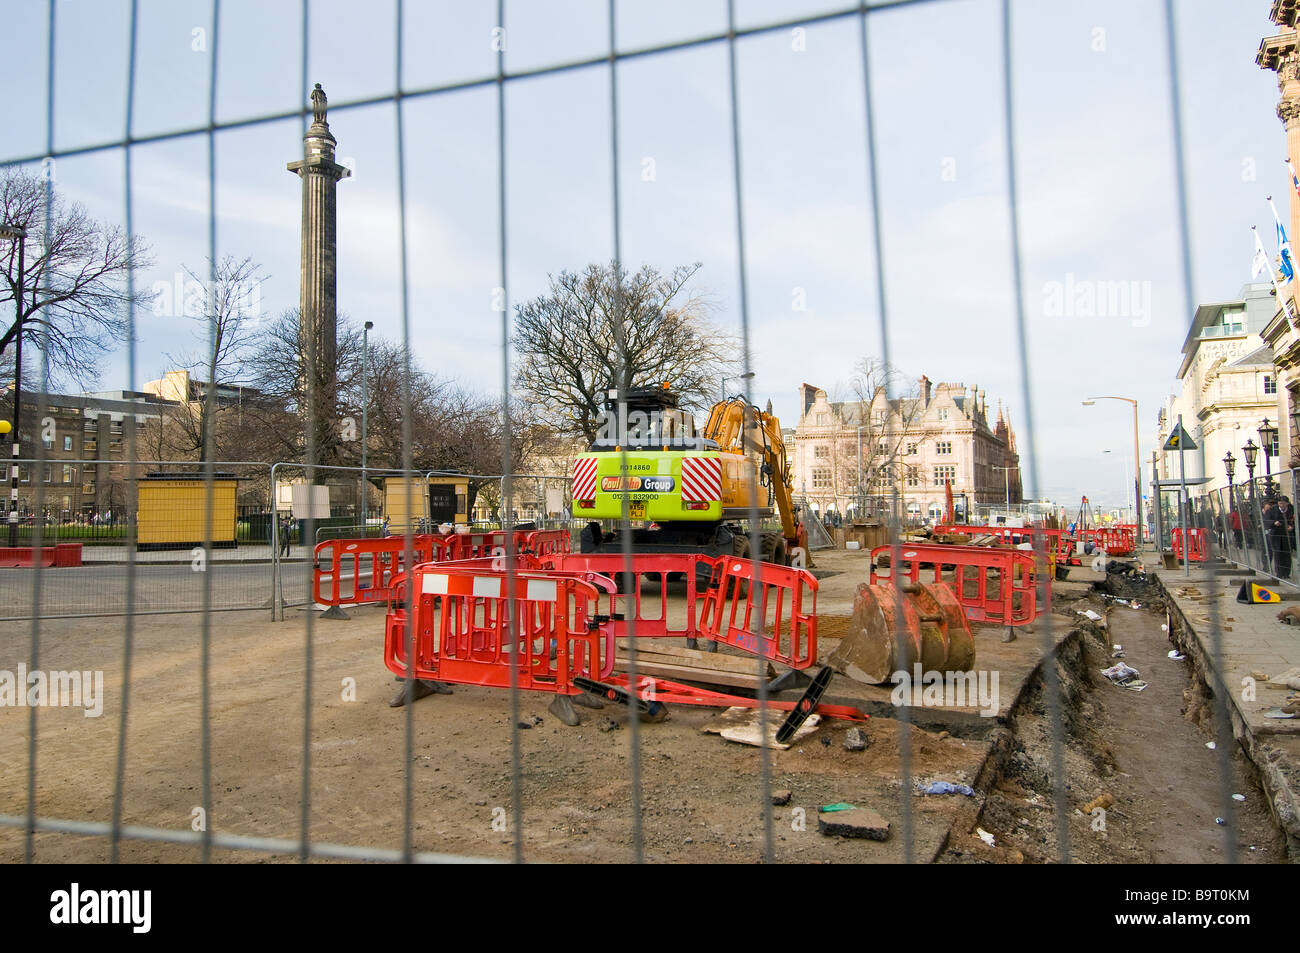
[
  {"xmin": 0, "ymin": 601, "xmax": 985, "ymax": 863},
  {"xmin": 0, "ymin": 551, "xmax": 1287, "ymax": 863}
]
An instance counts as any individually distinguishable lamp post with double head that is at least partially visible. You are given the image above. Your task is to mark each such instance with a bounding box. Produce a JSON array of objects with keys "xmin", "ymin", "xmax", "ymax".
[
  {"xmin": 720, "ymin": 370, "xmax": 754, "ymax": 402},
  {"xmin": 0, "ymin": 223, "xmax": 26, "ymax": 547},
  {"xmin": 1083, "ymin": 396, "xmax": 1141, "ymax": 543}
]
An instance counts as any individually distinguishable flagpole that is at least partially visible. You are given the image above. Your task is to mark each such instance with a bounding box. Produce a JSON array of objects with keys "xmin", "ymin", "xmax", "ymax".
[{"xmin": 1253, "ymin": 225, "xmax": 1298, "ymax": 331}]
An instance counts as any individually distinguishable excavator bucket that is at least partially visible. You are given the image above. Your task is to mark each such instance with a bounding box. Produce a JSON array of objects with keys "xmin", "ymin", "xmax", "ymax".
[{"xmin": 827, "ymin": 580, "xmax": 975, "ymax": 685}]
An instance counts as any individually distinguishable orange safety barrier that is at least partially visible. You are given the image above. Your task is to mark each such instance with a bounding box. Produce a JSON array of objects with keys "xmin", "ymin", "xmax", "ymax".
[
  {"xmin": 932, "ymin": 523, "xmax": 1073, "ymax": 566},
  {"xmin": 518, "ymin": 529, "xmax": 571, "ymax": 557},
  {"xmin": 385, "ymin": 566, "xmax": 614, "ymax": 695},
  {"xmin": 1082, "ymin": 525, "xmax": 1136, "ymax": 556},
  {"xmin": 313, "ymin": 535, "xmax": 438, "ymax": 608},
  {"xmin": 383, "ymin": 553, "xmax": 862, "ymax": 724},
  {"xmin": 871, "ymin": 541, "xmax": 1045, "ymax": 626},
  {"xmin": 1171, "ymin": 527, "xmax": 1207, "ymax": 563},
  {"xmin": 698, "ymin": 556, "xmax": 819, "ymax": 670},
  {"xmin": 536, "ymin": 552, "xmax": 715, "ymax": 643}
]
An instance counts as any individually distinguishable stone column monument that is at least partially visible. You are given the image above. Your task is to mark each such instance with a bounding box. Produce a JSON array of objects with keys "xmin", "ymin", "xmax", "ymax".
[{"xmin": 287, "ymin": 83, "xmax": 350, "ymax": 460}]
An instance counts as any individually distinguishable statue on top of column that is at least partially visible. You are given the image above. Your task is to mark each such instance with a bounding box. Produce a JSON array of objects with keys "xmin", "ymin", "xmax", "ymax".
[{"xmin": 311, "ymin": 83, "xmax": 328, "ymax": 125}]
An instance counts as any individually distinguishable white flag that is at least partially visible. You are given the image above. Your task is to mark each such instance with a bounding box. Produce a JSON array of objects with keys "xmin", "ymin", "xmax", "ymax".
[{"xmin": 1254, "ymin": 230, "xmax": 1271, "ymax": 278}]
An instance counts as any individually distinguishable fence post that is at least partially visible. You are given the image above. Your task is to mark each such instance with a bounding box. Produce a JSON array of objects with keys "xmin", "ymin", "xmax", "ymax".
[{"xmin": 270, "ymin": 462, "xmax": 281, "ymax": 621}]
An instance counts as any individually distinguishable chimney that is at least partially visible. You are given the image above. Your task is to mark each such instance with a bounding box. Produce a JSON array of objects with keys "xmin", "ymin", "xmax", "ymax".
[
  {"xmin": 919, "ymin": 375, "xmax": 932, "ymax": 407},
  {"xmin": 801, "ymin": 383, "xmax": 819, "ymax": 417}
]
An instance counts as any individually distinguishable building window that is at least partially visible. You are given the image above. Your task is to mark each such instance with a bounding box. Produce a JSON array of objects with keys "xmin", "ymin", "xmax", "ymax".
[
  {"xmin": 1265, "ymin": 375, "xmax": 1277, "ymax": 395},
  {"xmin": 936, "ymin": 441, "xmax": 952, "ymax": 455},
  {"xmin": 906, "ymin": 443, "xmax": 917, "ymax": 455},
  {"xmin": 812, "ymin": 469, "xmax": 831, "ymax": 490},
  {"xmin": 19, "ymin": 466, "xmax": 29, "ymax": 484},
  {"xmin": 934, "ymin": 465, "xmax": 956, "ymax": 486},
  {"xmin": 43, "ymin": 465, "xmax": 51, "ymax": 484},
  {"xmin": 814, "ymin": 444, "xmax": 829, "ymax": 459},
  {"xmin": 63, "ymin": 436, "xmax": 73, "ymax": 451},
  {"xmin": 873, "ymin": 411, "xmax": 887, "ymax": 426},
  {"xmin": 816, "ymin": 413, "xmax": 829, "ymax": 426},
  {"xmin": 62, "ymin": 465, "xmax": 74, "ymax": 484},
  {"xmin": 938, "ymin": 408, "xmax": 949, "ymax": 421},
  {"xmin": 905, "ymin": 467, "xmax": 920, "ymax": 487}
]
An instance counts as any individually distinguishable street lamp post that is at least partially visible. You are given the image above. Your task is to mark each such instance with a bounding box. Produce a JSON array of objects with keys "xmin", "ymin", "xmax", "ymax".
[
  {"xmin": 0, "ymin": 223, "xmax": 27, "ymax": 548},
  {"xmin": 1259, "ymin": 417, "xmax": 1278, "ymax": 496},
  {"xmin": 856, "ymin": 424, "xmax": 866, "ymax": 519},
  {"xmin": 1083, "ymin": 396, "xmax": 1141, "ymax": 544},
  {"xmin": 1224, "ymin": 451, "xmax": 1237, "ymax": 552},
  {"xmin": 992, "ymin": 464, "xmax": 1018, "ymax": 513},
  {"xmin": 1243, "ymin": 439, "xmax": 1259, "ymax": 501},
  {"xmin": 720, "ymin": 370, "xmax": 754, "ymax": 401},
  {"xmin": 361, "ymin": 320, "xmax": 372, "ymax": 529}
]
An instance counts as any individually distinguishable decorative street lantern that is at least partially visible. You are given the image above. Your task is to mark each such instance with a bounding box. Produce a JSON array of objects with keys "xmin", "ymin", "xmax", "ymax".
[{"xmin": 1244, "ymin": 439, "xmax": 1259, "ymax": 500}]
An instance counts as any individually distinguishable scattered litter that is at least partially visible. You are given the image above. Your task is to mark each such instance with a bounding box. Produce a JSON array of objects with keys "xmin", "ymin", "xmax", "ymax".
[
  {"xmin": 1250, "ymin": 670, "xmax": 1269, "ymax": 681},
  {"xmin": 1206, "ymin": 741, "xmax": 1216, "ymax": 750},
  {"xmin": 1167, "ymin": 650, "xmax": 1186, "ymax": 661},
  {"xmin": 1079, "ymin": 609, "xmax": 1104, "ymax": 622},
  {"xmin": 1160, "ymin": 623, "xmax": 1169, "ymax": 632},
  {"xmin": 976, "ymin": 827, "xmax": 996, "ymax": 847},
  {"xmin": 920, "ymin": 781, "xmax": 975, "ymax": 797},
  {"xmin": 1111, "ymin": 647, "xmax": 1126, "ymax": 659},
  {"xmin": 1082, "ymin": 793, "xmax": 1115, "ymax": 814},
  {"xmin": 1232, "ymin": 794, "xmax": 1246, "ymax": 802},
  {"xmin": 1264, "ymin": 708, "xmax": 1297, "ymax": 719},
  {"xmin": 1100, "ymin": 662, "xmax": 1147, "ymax": 691},
  {"xmin": 1215, "ymin": 817, "xmax": 1226, "ymax": 826},
  {"xmin": 820, "ymin": 802, "xmax": 856, "ymax": 813}
]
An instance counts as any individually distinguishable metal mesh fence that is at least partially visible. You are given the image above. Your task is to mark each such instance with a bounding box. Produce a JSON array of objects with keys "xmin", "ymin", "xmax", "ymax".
[{"xmin": 0, "ymin": 0, "xmax": 1245, "ymax": 867}]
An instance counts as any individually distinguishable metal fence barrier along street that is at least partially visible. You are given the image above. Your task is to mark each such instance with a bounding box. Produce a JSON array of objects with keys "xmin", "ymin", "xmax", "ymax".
[{"xmin": 0, "ymin": 0, "xmax": 1234, "ymax": 867}]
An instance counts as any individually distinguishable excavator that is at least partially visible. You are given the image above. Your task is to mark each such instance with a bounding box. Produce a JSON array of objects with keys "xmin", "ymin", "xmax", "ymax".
[{"xmin": 573, "ymin": 383, "xmax": 803, "ymax": 564}]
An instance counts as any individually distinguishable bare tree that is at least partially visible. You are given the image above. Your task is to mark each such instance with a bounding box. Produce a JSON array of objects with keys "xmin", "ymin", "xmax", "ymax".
[
  {"xmin": 0, "ymin": 168, "xmax": 151, "ymax": 388},
  {"xmin": 165, "ymin": 256, "xmax": 267, "ymax": 461},
  {"xmin": 511, "ymin": 261, "xmax": 740, "ymax": 442},
  {"xmin": 848, "ymin": 359, "xmax": 924, "ymax": 515}
]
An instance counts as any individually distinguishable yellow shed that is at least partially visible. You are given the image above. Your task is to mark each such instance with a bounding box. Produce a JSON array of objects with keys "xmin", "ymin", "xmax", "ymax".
[{"xmin": 137, "ymin": 474, "xmax": 239, "ymax": 550}]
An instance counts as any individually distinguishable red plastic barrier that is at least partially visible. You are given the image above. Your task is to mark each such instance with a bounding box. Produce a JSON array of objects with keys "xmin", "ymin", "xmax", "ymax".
[
  {"xmin": 871, "ymin": 541, "xmax": 1045, "ymax": 626},
  {"xmin": 518, "ymin": 529, "xmax": 571, "ymax": 557},
  {"xmin": 932, "ymin": 523, "xmax": 1073, "ymax": 566},
  {"xmin": 698, "ymin": 556, "xmax": 819, "ymax": 670},
  {"xmin": 1082, "ymin": 525, "xmax": 1135, "ymax": 556},
  {"xmin": 384, "ymin": 566, "xmax": 613, "ymax": 695},
  {"xmin": 314, "ymin": 535, "xmax": 440, "ymax": 607},
  {"xmin": 1171, "ymin": 527, "xmax": 1207, "ymax": 563},
  {"xmin": 537, "ymin": 552, "xmax": 715, "ymax": 642}
]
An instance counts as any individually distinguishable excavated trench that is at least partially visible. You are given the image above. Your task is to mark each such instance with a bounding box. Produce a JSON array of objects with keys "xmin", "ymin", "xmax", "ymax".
[{"xmin": 937, "ymin": 570, "xmax": 1285, "ymax": 863}]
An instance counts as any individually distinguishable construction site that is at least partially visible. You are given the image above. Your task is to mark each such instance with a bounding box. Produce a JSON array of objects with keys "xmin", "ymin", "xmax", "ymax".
[{"xmin": 0, "ymin": 4, "xmax": 1293, "ymax": 930}]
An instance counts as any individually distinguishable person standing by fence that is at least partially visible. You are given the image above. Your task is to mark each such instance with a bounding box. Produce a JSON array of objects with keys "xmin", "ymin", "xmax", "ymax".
[{"xmin": 279, "ymin": 514, "xmax": 293, "ymax": 557}]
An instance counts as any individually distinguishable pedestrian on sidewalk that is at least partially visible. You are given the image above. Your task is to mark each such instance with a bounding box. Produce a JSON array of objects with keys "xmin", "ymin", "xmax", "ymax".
[{"xmin": 280, "ymin": 514, "xmax": 293, "ymax": 557}]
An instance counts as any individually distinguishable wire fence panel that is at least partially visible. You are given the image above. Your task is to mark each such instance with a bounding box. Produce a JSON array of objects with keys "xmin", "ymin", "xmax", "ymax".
[{"xmin": 0, "ymin": 0, "xmax": 1249, "ymax": 869}]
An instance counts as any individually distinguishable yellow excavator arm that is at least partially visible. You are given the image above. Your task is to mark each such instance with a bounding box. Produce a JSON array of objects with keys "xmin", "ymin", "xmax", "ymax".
[{"xmin": 701, "ymin": 398, "xmax": 798, "ymax": 542}]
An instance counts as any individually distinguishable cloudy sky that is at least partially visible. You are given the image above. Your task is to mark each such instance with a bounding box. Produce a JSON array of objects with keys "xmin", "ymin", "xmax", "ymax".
[{"xmin": 0, "ymin": 0, "xmax": 1290, "ymax": 508}]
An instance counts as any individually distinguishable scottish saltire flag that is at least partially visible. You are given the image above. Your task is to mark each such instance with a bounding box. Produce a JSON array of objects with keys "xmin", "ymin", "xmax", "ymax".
[
  {"xmin": 1289, "ymin": 158, "xmax": 1300, "ymax": 203},
  {"xmin": 1270, "ymin": 196, "xmax": 1295, "ymax": 281}
]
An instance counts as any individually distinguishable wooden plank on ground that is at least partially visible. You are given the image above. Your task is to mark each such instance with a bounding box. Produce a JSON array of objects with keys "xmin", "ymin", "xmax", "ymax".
[
  {"xmin": 612, "ymin": 656, "xmax": 765, "ymax": 691},
  {"xmin": 615, "ymin": 639, "xmax": 774, "ymax": 677}
]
